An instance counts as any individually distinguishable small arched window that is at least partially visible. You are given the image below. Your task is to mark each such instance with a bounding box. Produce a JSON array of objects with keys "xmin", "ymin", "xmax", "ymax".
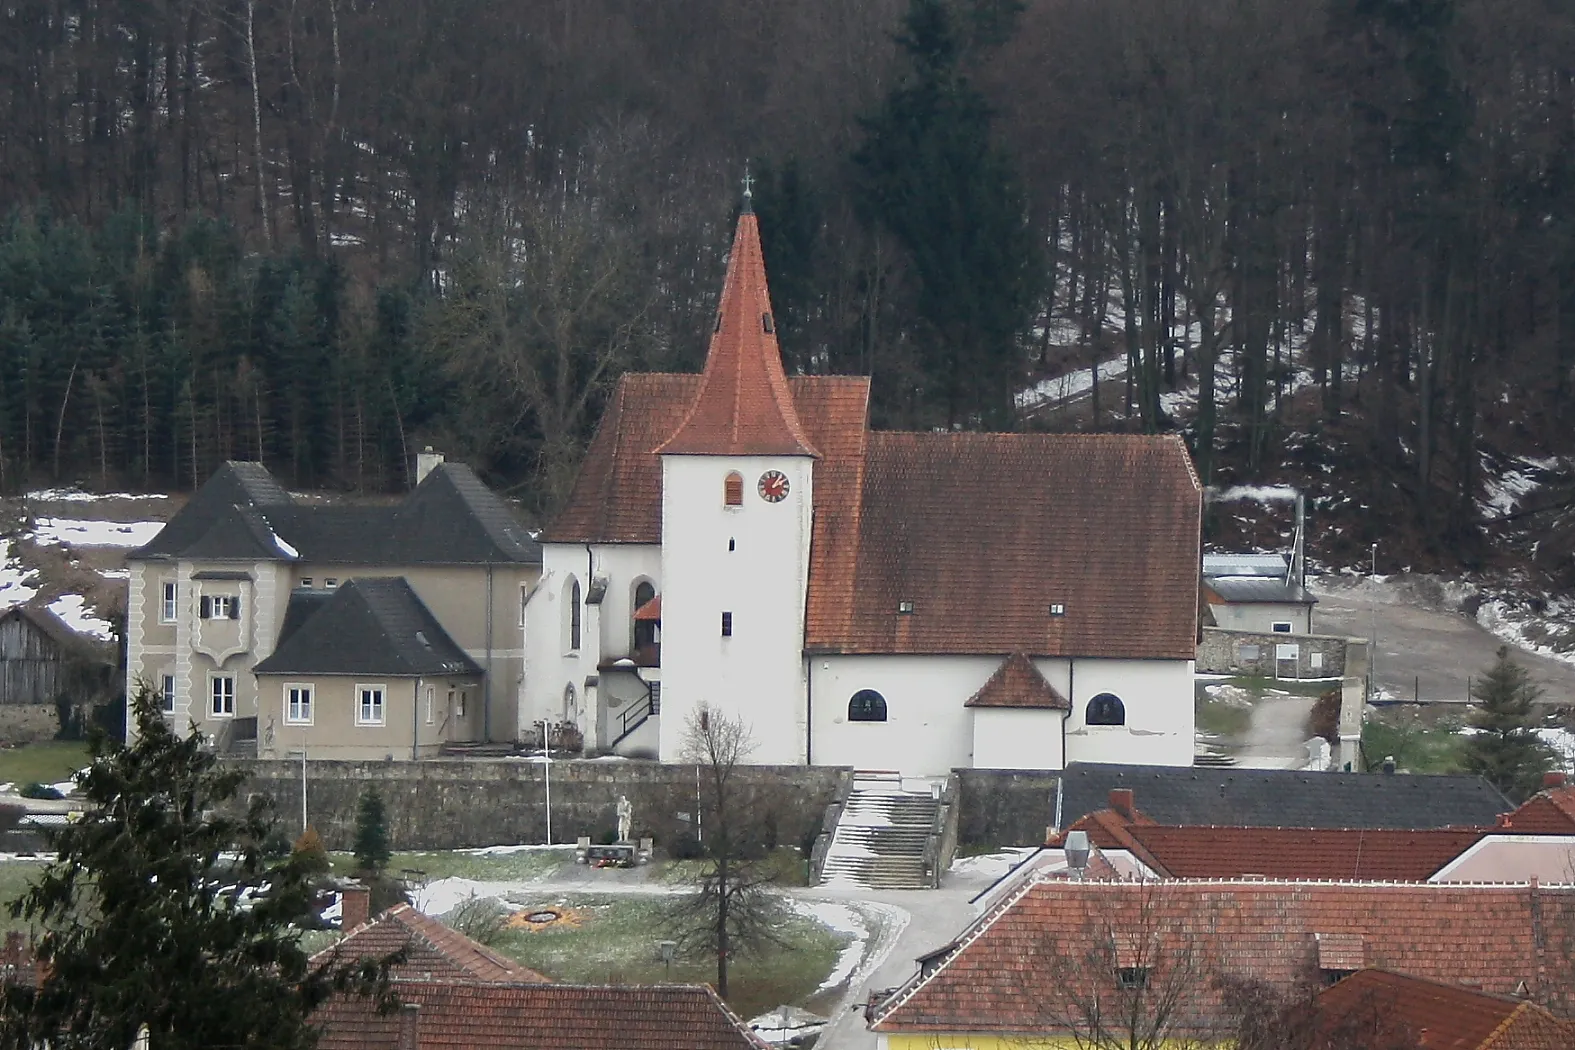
[
  {"xmin": 848, "ymin": 689, "xmax": 888, "ymax": 722},
  {"xmin": 566, "ymin": 577, "xmax": 582, "ymax": 652},
  {"xmin": 724, "ymin": 471, "xmax": 744, "ymax": 506},
  {"xmin": 632, "ymin": 580, "xmax": 657, "ymax": 651},
  {"xmin": 1087, "ymin": 692, "xmax": 1125, "ymax": 726}
]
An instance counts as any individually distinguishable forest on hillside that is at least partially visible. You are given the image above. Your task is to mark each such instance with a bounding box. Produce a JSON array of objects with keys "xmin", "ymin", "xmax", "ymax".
[{"xmin": 2, "ymin": 0, "xmax": 1574, "ymax": 564}]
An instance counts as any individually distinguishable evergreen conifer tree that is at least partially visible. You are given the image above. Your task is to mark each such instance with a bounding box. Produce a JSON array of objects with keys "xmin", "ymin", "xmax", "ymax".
[
  {"xmin": 1462, "ymin": 647, "xmax": 1556, "ymax": 802},
  {"xmin": 0, "ymin": 685, "xmax": 397, "ymax": 1050},
  {"xmin": 353, "ymin": 786, "xmax": 392, "ymax": 874}
]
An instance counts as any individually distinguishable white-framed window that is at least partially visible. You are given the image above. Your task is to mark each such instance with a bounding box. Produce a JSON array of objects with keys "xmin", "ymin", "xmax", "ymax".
[
  {"xmin": 425, "ymin": 687, "xmax": 435, "ymax": 725},
  {"xmin": 161, "ymin": 674, "xmax": 176, "ymax": 713},
  {"xmin": 1272, "ymin": 621, "xmax": 1293, "ymax": 634},
  {"xmin": 300, "ymin": 576, "xmax": 314, "ymax": 588},
  {"xmin": 200, "ymin": 594, "xmax": 238, "ymax": 620},
  {"xmin": 160, "ymin": 581, "xmax": 178, "ymax": 623},
  {"xmin": 285, "ymin": 684, "xmax": 313, "ymax": 725},
  {"xmin": 325, "ymin": 578, "xmax": 339, "ymax": 589},
  {"xmin": 210, "ymin": 675, "xmax": 236, "ymax": 718},
  {"xmin": 356, "ymin": 684, "xmax": 386, "ymax": 726}
]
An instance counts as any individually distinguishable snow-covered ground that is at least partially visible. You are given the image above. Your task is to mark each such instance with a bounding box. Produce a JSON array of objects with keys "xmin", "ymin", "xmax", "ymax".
[
  {"xmin": 26, "ymin": 489, "xmax": 169, "ymax": 503},
  {"xmin": 29, "ymin": 518, "xmax": 163, "ymax": 549},
  {"xmin": 46, "ymin": 593, "xmax": 115, "ymax": 640},
  {"xmin": 0, "ymin": 541, "xmax": 39, "ymax": 608}
]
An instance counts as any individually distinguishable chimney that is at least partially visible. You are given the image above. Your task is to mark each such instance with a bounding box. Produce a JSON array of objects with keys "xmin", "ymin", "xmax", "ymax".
[
  {"xmin": 1109, "ymin": 788, "xmax": 1135, "ymax": 819},
  {"xmin": 340, "ymin": 882, "xmax": 371, "ymax": 931},
  {"xmin": 1544, "ymin": 772, "xmax": 1567, "ymax": 790},
  {"xmin": 414, "ymin": 446, "xmax": 445, "ymax": 486},
  {"xmin": 1497, "ymin": 813, "xmax": 1513, "ymax": 828},
  {"xmin": 397, "ymin": 1003, "xmax": 420, "ymax": 1050},
  {"xmin": 1382, "ymin": 755, "xmax": 1396, "ymax": 775}
]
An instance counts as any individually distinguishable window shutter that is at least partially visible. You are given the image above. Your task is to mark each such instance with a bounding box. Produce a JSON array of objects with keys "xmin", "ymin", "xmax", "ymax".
[
  {"xmin": 229, "ymin": 596, "xmax": 242, "ymax": 619},
  {"xmin": 199, "ymin": 595, "xmax": 211, "ymax": 619}
]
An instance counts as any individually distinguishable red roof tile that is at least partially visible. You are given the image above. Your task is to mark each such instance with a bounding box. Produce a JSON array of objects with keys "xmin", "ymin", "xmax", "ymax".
[
  {"xmin": 964, "ymin": 653, "xmax": 1071, "ymax": 710},
  {"xmin": 313, "ymin": 980, "xmax": 768, "ymax": 1050},
  {"xmin": 312, "ymin": 905, "xmax": 550, "ymax": 985},
  {"xmin": 633, "ymin": 595, "xmax": 660, "ymax": 621},
  {"xmin": 1501, "ymin": 786, "xmax": 1575, "ymax": 835},
  {"xmin": 1316, "ymin": 970, "xmax": 1575, "ymax": 1050},
  {"xmin": 655, "ymin": 212, "xmax": 817, "ymax": 458},
  {"xmin": 814, "ymin": 432, "xmax": 1201, "ymax": 658},
  {"xmin": 1123, "ymin": 825, "xmax": 1485, "ymax": 881},
  {"xmin": 870, "ymin": 880, "xmax": 1575, "ymax": 1036}
]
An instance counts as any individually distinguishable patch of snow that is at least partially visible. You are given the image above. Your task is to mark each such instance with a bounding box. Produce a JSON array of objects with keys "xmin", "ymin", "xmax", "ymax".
[
  {"xmin": 1214, "ymin": 485, "xmax": 1300, "ymax": 503},
  {"xmin": 1538, "ymin": 728, "xmax": 1575, "ymax": 769},
  {"xmin": 1476, "ymin": 598, "xmax": 1575, "ymax": 667},
  {"xmin": 270, "ymin": 532, "xmax": 300, "ymax": 559},
  {"xmin": 26, "ymin": 489, "xmax": 168, "ymax": 502},
  {"xmin": 1016, "ymin": 355, "xmax": 1128, "ymax": 410},
  {"xmin": 747, "ymin": 1006, "xmax": 827, "ymax": 1047},
  {"xmin": 412, "ymin": 877, "xmax": 531, "ymax": 916},
  {"xmin": 47, "ymin": 594, "xmax": 115, "ymax": 640},
  {"xmin": 322, "ymin": 893, "xmax": 343, "ymax": 926},
  {"xmin": 0, "ymin": 542, "xmax": 40, "ymax": 608},
  {"xmin": 948, "ymin": 847, "xmax": 1039, "ymax": 881},
  {"xmin": 30, "ymin": 518, "xmax": 163, "ymax": 549},
  {"xmin": 450, "ymin": 844, "xmax": 574, "ymax": 856},
  {"xmin": 791, "ymin": 899, "xmax": 868, "ymax": 993},
  {"xmin": 98, "ymin": 568, "xmax": 130, "ymax": 580},
  {"xmin": 1479, "ymin": 454, "xmax": 1564, "ymax": 519}
]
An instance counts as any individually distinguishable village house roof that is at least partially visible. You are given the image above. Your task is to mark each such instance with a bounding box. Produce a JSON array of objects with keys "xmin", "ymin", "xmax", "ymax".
[
  {"xmin": 313, "ymin": 980, "xmax": 769, "ymax": 1050},
  {"xmin": 1046, "ymin": 788, "xmax": 1489, "ymax": 880},
  {"xmin": 311, "ymin": 903, "xmax": 549, "ymax": 985},
  {"xmin": 654, "ymin": 210, "xmax": 817, "ymax": 459},
  {"xmin": 869, "ymin": 879, "xmax": 1575, "ymax": 1037},
  {"xmin": 1315, "ymin": 970, "xmax": 1575, "ymax": 1050},
  {"xmin": 0, "ymin": 605, "xmax": 114, "ymax": 659},
  {"xmin": 129, "ymin": 461, "xmax": 540, "ymax": 566},
  {"xmin": 1050, "ymin": 763, "xmax": 1512, "ymax": 830},
  {"xmin": 1497, "ymin": 776, "xmax": 1575, "ymax": 834},
  {"xmin": 1202, "ymin": 575, "xmax": 1315, "ymax": 606},
  {"xmin": 253, "ymin": 578, "xmax": 481, "ymax": 678},
  {"xmin": 965, "ymin": 653, "xmax": 1070, "ymax": 710}
]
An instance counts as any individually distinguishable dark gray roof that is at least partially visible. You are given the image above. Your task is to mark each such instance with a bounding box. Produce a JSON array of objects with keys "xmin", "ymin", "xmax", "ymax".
[
  {"xmin": 1055, "ymin": 763, "xmax": 1512, "ymax": 830},
  {"xmin": 1204, "ymin": 575, "xmax": 1316, "ymax": 605},
  {"xmin": 253, "ymin": 578, "xmax": 481, "ymax": 677},
  {"xmin": 273, "ymin": 589, "xmax": 334, "ymax": 651},
  {"xmin": 130, "ymin": 461, "xmax": 540, "ymax": 566}
]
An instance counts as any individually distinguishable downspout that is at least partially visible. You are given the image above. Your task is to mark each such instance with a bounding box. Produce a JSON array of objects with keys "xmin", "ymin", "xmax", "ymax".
[
  {"xmin": 1064, "ymin": 658, "xmax": 1074, "ymax": 769},
  {"xmin": 411, "ymin": 679, "xmax": 420, "ymax": 761},
  {"xmin": 484, "ymin": 564, "xmax": 494, "ymax": 741},
  {"xmin": 805, "ymin": 657, "xmax": 813, "ymax": 765}
]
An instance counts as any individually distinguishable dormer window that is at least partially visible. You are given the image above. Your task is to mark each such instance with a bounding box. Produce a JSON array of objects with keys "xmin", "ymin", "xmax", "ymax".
[
  {"xmin": 762, "ymin": 312, "xmax": 774, "ymax": 334},
  {"xmin": 724, "ymin": 472, "xmax": 744, "ymax": 507},
  {"xmin": 897, "ymin": 600, "xmax": 915, "ymax": 615},
  {"xmin": 1049, "ymin": 603, "xmax": 1066, "ymax": 616}
]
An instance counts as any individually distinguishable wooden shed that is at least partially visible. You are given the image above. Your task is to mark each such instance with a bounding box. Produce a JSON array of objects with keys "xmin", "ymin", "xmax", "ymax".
[{"xmin": 0, "ymin": 606, "xmax": 117, "ymax": 741}]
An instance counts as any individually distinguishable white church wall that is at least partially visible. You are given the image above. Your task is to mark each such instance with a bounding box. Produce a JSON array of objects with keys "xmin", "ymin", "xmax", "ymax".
[
  {"xmin": 521, "ymin": 543, "xmax": 661, "ymax": 745},
  {"xmin": 1064, "ymin": 657, "xmax": 1195, "ymax": 766},
  {"xmin": 658, "ymin": 455, "xmax": 813, "ymax": 765},
  {"xmin": 810, "ymin": 655, "xmax": 1006, "ymax": 775},
  {"xmin": 972, "ymin": 708, "xmax": 1067, "ymax": 770}
]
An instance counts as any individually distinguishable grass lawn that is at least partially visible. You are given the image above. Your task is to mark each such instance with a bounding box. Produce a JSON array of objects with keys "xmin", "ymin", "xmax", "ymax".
[
  {"xmin": 0, "ymin": 863, "xmax": 48, "ymax": 933},
  {"xmin": 1362, "ymin": 708, "xmax": 1467, "ymax": 774},
  {"xmin": 328, "ymin": 848, "xmax": 575, "ymax": 882},
  {"xmin": 485, "ymin": 892, "xmax": 843, "ymax": 1019},
  {"xmin": 1195, "ymin": 696, "xmax": 1252, "ymax": 739},
  {"xmin": 0, "ymin": 741, "xmax": 91, "ymax": 789}
]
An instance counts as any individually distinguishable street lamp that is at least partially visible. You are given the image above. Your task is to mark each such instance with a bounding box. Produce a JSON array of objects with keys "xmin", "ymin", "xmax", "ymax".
[
  {"xmin": 1369, "ymin": 541, "xmax": 1379, "ymax": 577},
  {"xmin": 533, "ymin": 720, "xmax": 553, "ymax": 845}
]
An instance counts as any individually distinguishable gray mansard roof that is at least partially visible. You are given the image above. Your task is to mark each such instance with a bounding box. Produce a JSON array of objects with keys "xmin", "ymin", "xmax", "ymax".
[
  {"xmin": 130, "ymin": 461, "xmax": 540, "ymax": 566},
  {"xmin": 253, "ymin": 578, "xmax": 481, "ymax": 677}
]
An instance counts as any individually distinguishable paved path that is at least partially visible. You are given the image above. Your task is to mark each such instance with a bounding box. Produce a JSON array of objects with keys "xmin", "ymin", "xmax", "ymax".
[
  {"xmin": 1311, "ymin": 576, "xmax": 1575, "ymax": 704},
  {"xmin": 1234, "ymin": 693, "xmax": 1316, "ymax": 769}
]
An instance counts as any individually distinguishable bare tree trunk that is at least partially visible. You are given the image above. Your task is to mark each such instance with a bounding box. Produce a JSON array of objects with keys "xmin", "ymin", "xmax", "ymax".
[{"xmin": 245, "ymin": 0, "xmax": 271, "ymax": 246}]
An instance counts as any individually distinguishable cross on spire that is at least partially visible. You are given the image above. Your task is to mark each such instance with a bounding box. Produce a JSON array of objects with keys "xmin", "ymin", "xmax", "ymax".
[{"xmin": 741, "ymin": 164, "xmax": 754, "ymax": 214}]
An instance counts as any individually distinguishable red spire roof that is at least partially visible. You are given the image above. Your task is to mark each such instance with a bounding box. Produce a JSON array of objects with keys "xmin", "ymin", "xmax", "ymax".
[{"xmin": 656, "ymin": 211, "xmax": 818, "ymax": 457}]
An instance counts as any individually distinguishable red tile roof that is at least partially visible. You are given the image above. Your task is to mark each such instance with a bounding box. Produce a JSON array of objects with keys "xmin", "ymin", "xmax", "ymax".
[
  {"xmin": 1316, "ymin": 970, "xmax": 1575, "ymax": 1050},
  {"xmin": 633, "ymin": 595, "xmax": 660, "ymax": 621},
  {"xmin": 818, "ymin": 432, "xmax": 1201, "ymax": 658},
  {"xmin": 655, "ymin": 212, "xmax": 817, "ymax": 458},
  {"xmin": 313, "ymin": 980, "xmax": 768, "ymax": 1050},
  {"xmin": 964, "ymin": 653, "xmax": 1071, "ymax": 710},
  {"xmin": 1500, "ymin": 785, "xmax": 1575, "ymax": 835},
  {"xmin": 311, "ymin": 905, "xmax": 550, "ymax": 984},
  {"xmin": 870, "ymin": 880, "xmax": 1575, "ymax": 1036}
]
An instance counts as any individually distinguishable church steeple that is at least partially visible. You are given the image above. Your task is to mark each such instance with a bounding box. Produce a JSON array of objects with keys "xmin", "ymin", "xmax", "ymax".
[{"xmin": 655, "ymin": 203, "xmax": 818, "ymax": 457}]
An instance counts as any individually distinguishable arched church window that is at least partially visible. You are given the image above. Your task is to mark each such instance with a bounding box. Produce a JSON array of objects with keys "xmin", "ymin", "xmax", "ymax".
[
  {"xmin": 633, "ymin": 580, "xmax": 656, "ymax": 651},
  {"xmin": 1086, "ymin": 692, "xmax": 1125, "ymax": 726},
  {"xmin": 848, "ymin": 689, "xmax": 888, "ymax": 722},
  {"xmin": 566, "ymin": 577, "xmax": 581, "ymax": 652},
  {"xmin": 724, "ymin": 472, "xmax": 744, "ymax": 506}
]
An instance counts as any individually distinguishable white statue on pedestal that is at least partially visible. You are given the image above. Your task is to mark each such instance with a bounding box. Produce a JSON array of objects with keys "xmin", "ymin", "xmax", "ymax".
[{"xmin": 616, "ymin": 795, "xmax": 633, "ymax": 843}]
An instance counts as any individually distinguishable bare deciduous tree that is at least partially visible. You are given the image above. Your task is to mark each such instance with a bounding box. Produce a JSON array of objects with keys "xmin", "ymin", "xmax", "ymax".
[{"xmin": 664, "ymin": 704, "xmax": 788, "ymax": 1001}]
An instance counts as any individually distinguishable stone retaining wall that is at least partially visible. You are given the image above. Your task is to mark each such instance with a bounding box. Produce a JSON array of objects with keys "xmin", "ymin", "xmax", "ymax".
[
  {"xmin": 1197, "ymin": 627, "xmax": 1353, "ymax": 679},
  {"xmin": 231, "ymin": 758, "xmax": 852, "ymax": 852}
]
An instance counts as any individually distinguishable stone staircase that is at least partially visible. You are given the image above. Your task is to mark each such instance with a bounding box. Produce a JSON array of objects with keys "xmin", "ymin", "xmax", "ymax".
[{"xmin": 818, "ymin": 772, "xmax": 941, "ymax": 890}]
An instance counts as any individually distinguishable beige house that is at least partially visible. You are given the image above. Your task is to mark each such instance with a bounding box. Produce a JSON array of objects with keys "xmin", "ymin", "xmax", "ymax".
[{"xmin": 125, "ymin": 454, "xmax": 540, "ymax": 758}]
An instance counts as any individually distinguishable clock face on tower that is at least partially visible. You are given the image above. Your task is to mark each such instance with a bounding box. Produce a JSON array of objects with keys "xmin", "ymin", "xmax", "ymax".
[{"xmin": 757, "ymin": 470, "xmax": 790, "ymax": 503}]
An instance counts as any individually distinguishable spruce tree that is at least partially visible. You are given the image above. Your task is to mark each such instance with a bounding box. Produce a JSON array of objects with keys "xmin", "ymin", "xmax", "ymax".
[
  {"xmin": 0, "ymin": 685, "xmax": 397, "ymax": 1050},
  {"xmin": 353, "ymin": 786, "xmax": 392, "ymax": 875},
  {"xmin": 1462, "ymin": 647, "xmax": 1556, "ymax": 802}
]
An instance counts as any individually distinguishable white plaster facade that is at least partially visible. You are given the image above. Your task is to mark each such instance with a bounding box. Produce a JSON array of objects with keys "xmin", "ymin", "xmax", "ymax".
[{"xmin": 1209, "ymin": 600, "xmax": 1313, "ymax": 635}]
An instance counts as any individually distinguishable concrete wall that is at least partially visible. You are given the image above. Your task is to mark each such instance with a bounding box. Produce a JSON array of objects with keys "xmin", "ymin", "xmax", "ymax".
[
  {"xmin": 659, "ymin": 454, "xmax": 813, "ymax": 765},
  {"xmin": 0, "ymin": 704, "xmax": 60, "ymax": 743},
  {"xmin": 1208, "ymin": 601, "xmax": 1313, "ymax": 635},
  {"xmin": 1197, "ymin": 627, "xmax": 1350, "ymax": 679},
  {"xmin": 231, "ymin": 758, "xmax": 851, "ymax": 851},
  {"xmin": 954, "ymin": 769, "xmax": 1064, "ymax": 848}
]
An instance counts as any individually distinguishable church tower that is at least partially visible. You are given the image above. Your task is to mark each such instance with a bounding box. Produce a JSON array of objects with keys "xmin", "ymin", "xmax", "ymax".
[{"xmin": 654, "ymin": 191, "xmax": 817, "ymax": 764}]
